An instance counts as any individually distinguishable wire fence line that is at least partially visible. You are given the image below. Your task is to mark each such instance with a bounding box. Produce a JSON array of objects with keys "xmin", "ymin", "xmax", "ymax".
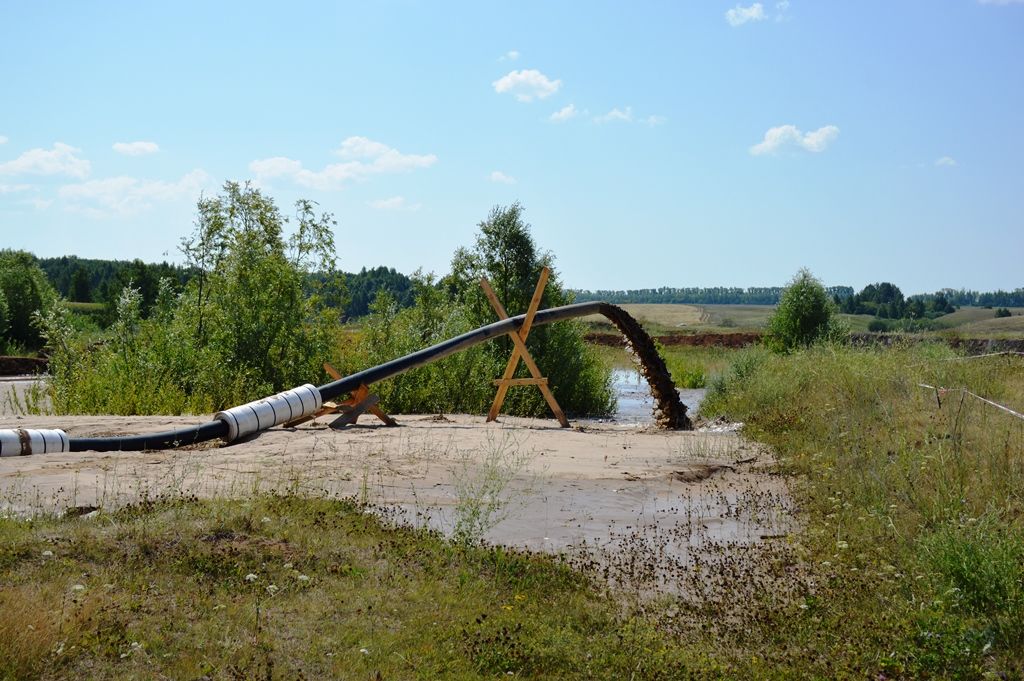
[{"xmin": 917, "ymin": 383, "xmax": 1024, "ymax": 422}]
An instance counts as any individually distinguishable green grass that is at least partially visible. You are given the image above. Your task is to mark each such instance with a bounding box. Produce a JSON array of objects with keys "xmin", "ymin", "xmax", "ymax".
[
  {"xmin": 0, "ymin": 494, "xmax": 724, "ymax": 680},
  {"xmin": 661, "ymin": 345, "xmax": 735, "ymax": 388},
  {"xmin": 702, "ymin": 343, "xmax": 1024, "ymax": 677},
  {"xmin": 591, "ymin": 343, "xmax": 735, "ymax": 389}
]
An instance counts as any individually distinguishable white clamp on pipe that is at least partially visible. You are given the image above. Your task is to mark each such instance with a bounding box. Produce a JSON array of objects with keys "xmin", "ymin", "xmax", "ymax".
[
  {"xmin": 0, "ymin": 428, "xmax": 71, "ymax": 456},
  {"xmin": 214, "ymin": 383, "xmax": 322, "ymax": 443}
]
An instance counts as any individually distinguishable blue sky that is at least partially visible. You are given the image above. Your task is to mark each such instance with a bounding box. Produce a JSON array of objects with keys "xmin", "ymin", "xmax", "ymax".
[{"xmin": 1, "ymin": 1, "xmax": 1022, "ymax": 294}]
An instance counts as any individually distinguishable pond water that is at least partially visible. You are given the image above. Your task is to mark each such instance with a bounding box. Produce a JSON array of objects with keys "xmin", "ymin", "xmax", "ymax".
[{"xmin": 606, "ymin": 368, "xmax": 705, "ymax": 424}]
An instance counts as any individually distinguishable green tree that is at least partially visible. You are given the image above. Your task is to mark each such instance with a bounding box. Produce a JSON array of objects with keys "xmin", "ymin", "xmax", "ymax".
[
  {"xmin": 181, "ymin": 182, "xmax": 343, "ymax": 392},
  {"xmin": 445, "ymin": 203, "xmax": 613, "ymax": 416},
  {"xmin": 70, "ymin": 265, "xmax": 92, "ymax": 302},
  {"xmin": 765, "ymin": 268, "xmax": 844, "ymax": 353},
  {"xmin": 40, "ymin": 182, "xmax": 346, "ymax": 414},
  {"xmin": 0, "ymin": 250, "xmax": 57, "ymax": 351}
]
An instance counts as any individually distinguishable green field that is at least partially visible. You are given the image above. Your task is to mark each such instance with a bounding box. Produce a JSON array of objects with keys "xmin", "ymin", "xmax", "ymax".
[{"xmin": 583, "ymin": 303, "xmax": 1024, "ymax": 339}]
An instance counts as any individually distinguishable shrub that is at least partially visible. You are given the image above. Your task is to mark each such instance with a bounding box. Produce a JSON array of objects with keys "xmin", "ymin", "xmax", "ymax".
[
  {"xmin": 0, "ymin": 250, "xmax": 57, "ymax": 352},
  {"xmin": 39, "ymin": 182, "xmax": 344, "ymax": 415},
  {"xmin": 995, "ymin": 307, "xmax": 1012, "ymax": 318},
  {"xmin": 764, "ymin": 268, "xmax": 845, "ymax": 353},
  {"xmin": 362, "ymin": 203, "xmax": 614, "ymax": 417}
]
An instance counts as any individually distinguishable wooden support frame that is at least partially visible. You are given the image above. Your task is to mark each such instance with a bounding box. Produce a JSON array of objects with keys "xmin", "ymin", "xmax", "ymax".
[
  {"xmin": 283, "ymin": 362, "xmax": 397, "ymax": 429},
  {"xmin": 481, "ymin": 267, "xmax": 569, "ymax": 427}
]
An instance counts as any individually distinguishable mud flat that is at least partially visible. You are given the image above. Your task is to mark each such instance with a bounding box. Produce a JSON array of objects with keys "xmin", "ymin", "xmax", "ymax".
[{"xmin": 0, "ymin": 413, "xmax": 793, "ymax": 596}]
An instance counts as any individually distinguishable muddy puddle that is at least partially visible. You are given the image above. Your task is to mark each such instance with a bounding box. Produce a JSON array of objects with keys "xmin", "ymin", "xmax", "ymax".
[
  {"xmin": 2, "ymin": 373, "xmax": 785, "ymax": 599},
  {"xmin": 589, "ymin": 368, "xmax": 706, "ymax": 426}
]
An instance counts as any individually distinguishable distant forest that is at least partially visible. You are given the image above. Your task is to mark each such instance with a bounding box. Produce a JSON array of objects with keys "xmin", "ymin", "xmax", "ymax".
[
  {"xmin": 573, "ymin": 286, "xmax": 1024, "ymax": 308},
  {"xmin": 37, "ymin": 256, "xmax": 414, "ymax": 319},
  {"xmin": 35, "ymin": 255, "xmax": 1024, "ymax": 319},
  {"xmin": 573, "ymin": 286, "xmax": 855, "ymax": 305}
]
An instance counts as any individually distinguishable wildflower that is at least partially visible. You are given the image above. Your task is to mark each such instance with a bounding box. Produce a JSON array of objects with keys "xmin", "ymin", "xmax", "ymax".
[
  {"xmin": 244, "ymin": 573, "xmax": 258, "ymax": 582},
  {"xmin": 502, "ymin": 605, "xmax": 513, "ymax": 611},
  {"xmin": 297, "ymin": 574, "xmax": 310, "ymax": 582},
  {"xmin": 261, "ymin": 516, "xmax": 272, "ymax": 524},
  {"xmin": 267, "ymin": 585, "xmax": 278, "ymax": 595},
  {"xmin": 359, "ymin": 648, "xmax": 369, "ymax": 655},
  {"xmin": 836, "ymin": 540, "xmax": 849, "ymax": 550},
  {"xmin": 283, "ymin": 562, "xmax": 293, "ymax": 569},
  {"xmin": 71, "ymin": 584, "xmax": 85, "ymax": 592},
  {"xmin": 513, "ymin": 594, "xmax": 526, "ymax": 602},
  {"xmin": 41, "ymin": 550, "xmax": 53, "ymax": 558}
]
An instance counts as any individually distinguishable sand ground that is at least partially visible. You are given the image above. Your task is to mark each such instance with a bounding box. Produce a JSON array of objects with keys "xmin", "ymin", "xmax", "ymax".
[{"xmin": 1, "ymin": 411, "xmax": 794, "ymax": 594}]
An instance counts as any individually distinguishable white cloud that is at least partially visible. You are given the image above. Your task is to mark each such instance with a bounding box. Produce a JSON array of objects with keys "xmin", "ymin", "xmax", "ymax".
[
  {"xmin": 0, "ymin": 183, "xmax": 32, "ymax": 195},
  {"xmin": 644, "ymin": 115, "xmax": 668, "ymax": 127},
  {"xmin": 594, "ymin": 106, "xmax": 633, "ymax": 124},
  {"xmin": 499, "ymin": 50, "xmax": 520, "ymax": 61},
  {"xmin": 58, "ymin": 169, "xmax": 209, "ymax": 217},
  {"xmin": 0, "ymin": 136, "xmax": 7, "ymax": 145},
  {"xmin": 249, "ymin": 137, "xmax": 437, "ymax": 191},
  {"xmin": 726, "ymin": 3, "xmax": 766, "ymax": 26},
  {"xmin": 489, "ymin": 170, "xmax": 517, "ymax": 185},
  {"xmin": 0, "ymin": 142, "xmax": 90, "ymax": 178},
  {"xmin": 750, "ymin": 124, "xmax": 839, "ymax": 155},
  {"xmin": 370, "ymin": 196, "xmax": 421, "ymax": 211},
  {"xmin": 112, "ymin": 141, "xmax": 160, "ymax": 156},
  {"xmin": 492, "ymin": 69, "xmax": 561, "ymax": 102},
  {"xmin": 935, "ymin": 156, "xmax": 957, "ymax": 167},
  {"xmin": 550, "ymin": 104, "xmax": 578, "ymax": 122}
]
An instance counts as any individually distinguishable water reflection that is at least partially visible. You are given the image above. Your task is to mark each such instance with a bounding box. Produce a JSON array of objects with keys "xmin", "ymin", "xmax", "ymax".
[{"xmin": 607, "ymin": 368, "xmax": 705, "ymax": 424}]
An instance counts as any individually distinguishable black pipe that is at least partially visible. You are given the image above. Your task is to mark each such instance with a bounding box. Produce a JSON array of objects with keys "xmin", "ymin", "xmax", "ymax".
[
  {"xmin": 68, "ymin": 301, "xmax": 688, "ymax": 452},
  {"xmin": 317, "ymin": 301, "xmax": 605, "ymax": 402}
]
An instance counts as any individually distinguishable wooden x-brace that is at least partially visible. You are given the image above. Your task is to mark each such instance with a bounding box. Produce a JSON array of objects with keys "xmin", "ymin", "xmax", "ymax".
[
  {"xmin": 481, "ymin": 267, "xmax": 569, "ymax": 427},
  {"xmin": 283, "ymin": 363, "xmax": 397, "ymax": 429}
]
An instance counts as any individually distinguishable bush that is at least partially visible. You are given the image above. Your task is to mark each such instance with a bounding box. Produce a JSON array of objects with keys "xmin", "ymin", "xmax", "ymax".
[
  {"xmin": 38, "ymin": 182, "xmax": 344, "ymax": 415},
  {"xmin": 995, "ymin": 307, "xmax": 1012, "ymax": 318},
  {"xmin": 867, "ymin": 319, "xmax": 890, "ymax": 333},
  {"xmin": 0, "ymin": 250, "xmax": 57, "ymax": 352},
  {"xmin": 361, "ymin": 203, "xmax": 614, "ymax": 417},
  {"xmin": 764, "ymin": 268, "xmax": 845, "ymax": 353}
]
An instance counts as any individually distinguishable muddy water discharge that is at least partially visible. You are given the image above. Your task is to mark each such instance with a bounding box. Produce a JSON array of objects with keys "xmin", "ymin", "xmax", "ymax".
[
  {"xmin": 603, "ymin": 368, "xmax": 705, "ymax": 425},
  {"xmin": 1, "ymin": 412, "xmax": 791, "ymax": 598}
]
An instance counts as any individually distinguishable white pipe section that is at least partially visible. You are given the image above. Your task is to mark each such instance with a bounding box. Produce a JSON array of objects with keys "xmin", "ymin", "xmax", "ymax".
[
  {"xmin": 214, "ymin": 383, "xmax": 322, "ymax": 442},
  {"xmin": 0, "ymin": 429, "xmax": 71, "ymax": 456}
]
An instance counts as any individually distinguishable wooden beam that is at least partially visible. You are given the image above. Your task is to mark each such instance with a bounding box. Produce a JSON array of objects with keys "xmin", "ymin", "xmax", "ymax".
[
  {"xmin": 481, "ymin": 267, "xmax": 569, "ymax": 427},
  {"xmin": 483, "ymin": 270, "xmax": 548, "ymax": 421},
  {"xmin": 329, "ymin": 393, "xmax": 380, "ymax": 429},
  {"xmin": 492, "ymin": 377, "xmax": 548, "ymax": 386}
]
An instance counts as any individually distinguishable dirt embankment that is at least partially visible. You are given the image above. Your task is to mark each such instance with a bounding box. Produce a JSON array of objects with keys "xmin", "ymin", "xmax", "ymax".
[
  {"xmin": 0, "ymin": 356, "xmax": 48, "ymax": 375},
  {"xmin": 586, "ymin": 331, "xmax": 762, "ymax": 348}
]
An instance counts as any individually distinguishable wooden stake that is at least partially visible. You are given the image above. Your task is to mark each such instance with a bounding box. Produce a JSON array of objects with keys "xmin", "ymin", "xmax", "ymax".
[{"xmin": 481, "ymin": 268, "xmax": 569, "ymax": 427}]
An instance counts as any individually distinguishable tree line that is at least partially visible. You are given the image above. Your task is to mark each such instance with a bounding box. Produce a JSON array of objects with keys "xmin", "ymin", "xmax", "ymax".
[
  {"xmin": 36, "ymin": 255, "xmax": 415, "ymax": 320},
  {"xmin": 574, "ymin": 286, "xmax": 854, "ymax": 305}
]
